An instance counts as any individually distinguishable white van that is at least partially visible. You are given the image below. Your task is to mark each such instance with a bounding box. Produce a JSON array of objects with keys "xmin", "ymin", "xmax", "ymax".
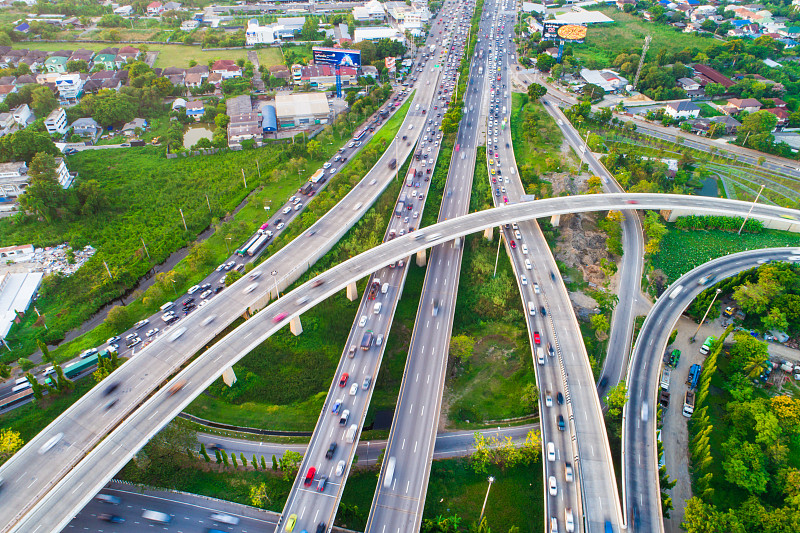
[
  {"xmin": 346, "ymin": 424, "xmax": 358, "ymax": 443},
  {"xmin": 383, "ymin": 457, "xmax": 397, "ymax": 488},
  {"xmin": 373, "ymin": 302, "xmax": 382, "ymax": 314},
  {"xmin": 187, "ymin": 285, "xmax": 200, "ymax": 295},
  {"xmin": 547, "ymin": 442, "xmax": 555, "ymax": 462},
  {"xmin": 669, "ymin": 285, "xmax": 684, "ymax": 300},
  {"xmin": 381, "ymin": 282, "xmax": 389, "ymax": 294},
  {"xmin": 142, "ymin": 510, "xmax": 172, "ymax": 523},
  {"xmin": 525, "ymin": 259, "xmax": 532, "ymax": 270},
  {"xmin": 527, "ymin": 302, "xmax": 536, "ymax": 316},
  {"xmin": 160, "ymin": 301, "xmax": 174, "ymax": 312}
]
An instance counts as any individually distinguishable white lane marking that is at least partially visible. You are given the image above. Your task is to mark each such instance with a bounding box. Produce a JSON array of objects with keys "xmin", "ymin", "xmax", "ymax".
[{"xmin": 402, "ymin": 439, "xmax": 406, "ymax": 450}]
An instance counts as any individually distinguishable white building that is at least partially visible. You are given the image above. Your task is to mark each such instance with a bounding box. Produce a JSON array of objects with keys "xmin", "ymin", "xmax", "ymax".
[
  {"xmin": 113, "ymin": 5, "xmax": 133, "ymax": 15},
  {"xmin": 12, "ymin": 104, "xmax": 32, "ymax": 126},
  {"xmin": 180, "ymin": 19, "xmax": 199, "ymax": 31},
  {"xmin": 55, "ymin": 73, "xmax": 84, "ymax": 104},
  {"xmin": 246, "ymin": 19, "xmax": 278, "ymax": 45},
  {"xmin": 0, "ymin": 271, "xmax": 44, "ymax": 348},
  {"xmin": 354, "ymin": 0, "xmax": 386, "ymax": 22},
  {"xmin": 665, "ymin": 101, "xmax": 701, "ymax": 119},
  {"xmin": 0, "ymin": 161, "xmax": 28, "ymax": 198},
  {"xmin": 54, "ymin": 157, "xmax": 73, "ymax": 189},
  {"xmin": 579, "ymin": 68, "xmax": 628, "ymax": 93},
  {"xmin": 354, "ymin": 26, "xmax": 404, "ymax": 43},
  {"xmin": 44, "ymin": 107, "xmax": 68, "ymax": 136}
]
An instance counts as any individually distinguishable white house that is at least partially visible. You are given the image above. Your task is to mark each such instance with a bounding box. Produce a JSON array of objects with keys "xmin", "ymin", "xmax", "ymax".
[
  {"xmin": 44, "ymin": 107, "xmax": 68, "ymax": 135},
  {"xmin": 354, "ymin": 0, "xmax": 386, "ymax": 22},
  {"xmin": 55, "ymin": 73, "xmax": 84, "ymax": 104},
  {"xmin": 147, "ymin": 1, "xmax": 164, "ymax": 16},
  {"xmin": 54, "ymin": 157, "xmax": 73, "ymax": 189},
  {"xmin": 665, "ymin": 100, "xmax": 701, "ymax": 119},
  {"xmin": 113, "ymin": 5, "xmax": 133, "ymax": 16},
  {"xmin": 11, "ymin": 104, "xmax": 32, "ymax": 126}
]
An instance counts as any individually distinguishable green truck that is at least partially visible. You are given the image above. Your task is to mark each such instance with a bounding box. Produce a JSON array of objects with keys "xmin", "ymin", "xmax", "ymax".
[{"xmin": 700, "ymin": 336, "xmax": 715, "ymax": 355}]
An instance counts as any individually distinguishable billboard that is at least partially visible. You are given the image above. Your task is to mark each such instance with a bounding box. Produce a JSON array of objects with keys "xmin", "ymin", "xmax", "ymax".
[
  {"xmin": 312, "ymin": 47, "xmax": 362, "ymax": 67},
  {"xmin": 542, "ymin": 21, "xmax": 587, "ymax": 42}
]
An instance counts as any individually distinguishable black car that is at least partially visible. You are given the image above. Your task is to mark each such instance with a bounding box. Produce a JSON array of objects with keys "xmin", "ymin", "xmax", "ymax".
[
  {"xmin": 98, "ymin": 514, "xmax": 125, "ymax": 523},
  {"xmin": 557, "ymin": 392, "xmax": 564, "ymax": 405},
  {"xmin": 214, "ymin": 286, "xmax": 224, "ymax": 293},
  {"xmin": 316, "ymin": 523, "xmax": 326, "ymax": 533},
  {"xmin": 182, "ymin": 298, "xmax": 195, "ymax": 307},
  {"xmin": 557, "ymin": 415, "xmax": 565, "ymax": 431},
  {"xmin": 103, "ymin": 381, "xmax": 120, "ymax": 396},
  {"xmin": 326, "ymin": 442, "xmax": 337, "ymax": 459}
]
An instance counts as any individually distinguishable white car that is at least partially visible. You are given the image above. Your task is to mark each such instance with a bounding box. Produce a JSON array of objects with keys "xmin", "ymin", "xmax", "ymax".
[
  {"xmin": 565, "ymin": 508, "xmax": 574, "ymax": 532},
  {"xmin": 38, "ymin": 432, "xmax": 63, "ymax": 455},
  {"xmin": 200, "ymin": 289, "xmax": 213, "ymax": 299},
  {"xmin": 145, "ymin": 328, "xmax": 159, "ymax": 338},
  {"xmin": 545, "ymin": 393, "xmax": 553, "ymax": 407},
  {"xmin": 276, "ymin": 222, "xmax": 285, "ymax": 230},
  {"xmin": 548, "ymin": 475, "xmax": 557, "ymax": 496},
  {"xmin": 533, "ymin": 282, "xmax": 540, "ymax": 294},
  {"xmin": 282, "ymin": 206, "xmax": 292, "ymax": 214},
  {"xmin": 242, "ymin": 283, "xmax": 258, "ymax": 294},
  {"xmin": 335, "ymin": 460, "xmax": 346, "ymax": 476},
  {"xmin": 358, "ymin": 315, "xmax": 368, "ymax": 327},
  {"xmin": 520, "ymin": 275, "xmax": 528, "ymax": 286},
  {"xmin": 349, "ymin": 383, "xmax": 358, "ymax": 396},
  {"xmin": 322, "ymin": 162, "xmax": 331, "ymax": 169}
]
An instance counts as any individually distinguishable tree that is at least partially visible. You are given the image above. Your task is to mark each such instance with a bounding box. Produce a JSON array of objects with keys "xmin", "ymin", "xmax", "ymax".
[
  {"xmin": 271, "ymin": 454, "xmax": 278, "ymax": 470},
  {"xmin": 30, "ymin": 86, "xmax": 57, "ymax": 118},
  {"xmin": 535, "ymin": 53, "xmax": 555, "ymax": 72},
  {"xmin": 200, "ymin": 442, "xmax": 210, "ymax": 462},
  {"xmin": 582, "ymin": 83, "xmax": 605, "ymax": 102},
  {"xmin": 721, "ymin": 437, "xmax": 769, "ymax": 494},
  {"xmin": 37, "ymin": 339, "xmax": 53, "ymax": 363},
  {"xmin": 136, "ymin": 421, "xmax": 199, "ymax": 482},
  {"xmin": 739, "ymin": 110, "xmax": 778, "ymax": 136},
  {"xmin": 761, "ymin": 307, "xmax": 788, "ymax": 332},
  {"xmin": 261, "ymin": 455, "xmax": 267, "ymax": 470},
  {"xmin": 252, "ymin": 454, "xmax": 258, "ymax": 469},
  {"xmin": 449, "ymin": 334, "xmax": 474, "ymax": 365},
  {"xmin": 306, "ymin": 139, "xmax": 322, "ymax": 160},
  {"xmin": 249, "ymin": 482, "xmax": 272, "ymax": 508},
  {"xmin": 520, "ymin": 382, "xmax": 539, "ymax": 411},
  {"xmin": 18, "ymin": 152, "xmax": 66, "ymax": 222},
  {"xmin": 279, "ymin": 450, "xmax": 303, "ymax": 481},
  {"xmin": 105, "ymin": 305, "xmax": 130, "ymax": 332},
  {"xmin": 604, "ymin": 382, "xmax": 628, "ymax": 418},
  {"xmin": 240, "ymin": 453, "xmax": 247, "ymax": 467},
  {"xmin": 0, "ymin": 428, "xmax": 24, "ymax": 464},
  {"xmin": 527, "ymin": 82, "xmax": 546, "ymax": 101},
  {"xmin": 75, "ymin": 179, "xmax": 109, "ymax": 215}
]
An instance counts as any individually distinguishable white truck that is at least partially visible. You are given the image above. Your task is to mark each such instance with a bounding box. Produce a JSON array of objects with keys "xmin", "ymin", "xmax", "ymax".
[
  {"xmin": 536, "ymin": 347, "xmax": 545, "ymax": 365},
  {"xmin": 310, "ymin": 168, "xmax": 325, "ymax": 184},
  {"xmin": 660, "ymin": 367, "xmax": 671, "ymax": 391},
  {"xmin": 682, "ymin": 391, "xmax": 695, "ymax": 418}
]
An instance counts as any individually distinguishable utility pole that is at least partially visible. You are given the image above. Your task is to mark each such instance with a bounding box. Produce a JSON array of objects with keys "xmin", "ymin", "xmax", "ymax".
[
  {"xmin": 241, "ymin": 168, "xmax": 247, "ymax": 188},
  {"xmin": 179, "ymin": 208, "xmax": 188, "ymax": 231},
  {"xmin": 140, "ymin": 237, "xmax": 150, "ymax": 259},
  {"xmin": 103, "ymin": 260, "xmax": 113, "ymax": 279},
  {"xmin": 493, "ymin": 231, "xmax": 503, "ymax": 277},
  {"xmin": 206, "ymin": 194, "xmax": 211, "ymax": 213},
  {"xmin": 632, "ymin": 35, "xmax": 651, "ymax": 92},
  {"xmin": 737, "ymin": 184, "xmax": 764, "ymax": 235},
  {"xmin": 690, "ymin": 288, "xmax": 722, "ymax": 342},
  {"xmin": 256, "ymin": 160, "xmax": 261, "ymax": 181}
]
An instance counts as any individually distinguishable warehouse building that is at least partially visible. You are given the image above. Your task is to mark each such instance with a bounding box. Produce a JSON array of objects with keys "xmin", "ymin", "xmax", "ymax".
[
  {"xmin": 275, "ymin": 92, "xmax": 330, "ymax": 128},
  {"xmin": 261, "ymin": 104, "xmax": 277, "ymax": 132}
]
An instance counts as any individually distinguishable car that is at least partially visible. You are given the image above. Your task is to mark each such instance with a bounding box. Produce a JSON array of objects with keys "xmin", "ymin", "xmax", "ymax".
[
  {"xmin": 326, "ymin": 442, "xmax": 337, "ymax": 459},
  {"xmin": 565, "ymin": 508, "xmax": 574, "ymax": 532},
  {"xmin": 565, "ymin": 462, "xmax": 574, "ymax": 482},
  {"xmin": 557, "ymin": 392, "xmax": 564, "ymax": 405},
  {"xmin": 317, "ymin": 476, "xmax": 328, "ymax": 492},
  {"xmin": 134, "ymin": 319, "xmax": 149, "ymax": 329},
  {"xmin": 362, "ymin": 376, "xmax": 372, "ymax": 389},
  {"xmin": 216, "ymin": 263, "xmax": 226, "ymax": 272},
  {"xmin": 336, "ymin": 460, "xmax": 346, "ymax": 476},
  {"xmin": 549, "ymin": 475, "xmax": 557, "ymax": 496},
  {"xmin": 510, "ymin": 240, "xmax": 516, "ymax": 248},
  {"xmin": 182, "ymin": 298, "xmax": 195, "ymax": 307},
  {"xmin": 641, "ymin": 402, "xmax": 649, "ymax": 421},
  {"xmin": 339, "ymin": 373, "xmax": 349, "ymax": 387},
  {"xmin": 358, "ymin": 315, "xmax": 368, "ymax": 327},
  {"xmin": 107, "ymin": 335, "xmax": 120, "ymax": 345},
  {"xmin": 273, "ymin": 312, "xmax": 288, "ymax": 323},
  {"xmin": 349, "ymin": 383, "xmax": 358, "ymax": 396},
  {"xmin": 225, "ymin": 261, "xmax": 236, "ymax": 270},
  {"xmin": 303, "ymin": 467, "xmax": 316, "ymax": 486},
  {"xmin": 200, "ymin": 289, "xmax": 213, "ymax": 299},
  {"xmin": 38, "ymin": 432, "xmax": 64, "ymax": 455},
  {"xmin": 533, "ymin": 282, "xmax": 540, "ymax": 293},
  {"xmin": 626, "ymin": 200, "xmax": 639, "ymax": 204},
  {"xmin": 96, "ymin": 494, "xmax": 121, "ymax": 505},
  {"xmin": 98, "ymin": 514, "xmax": 125, "ymax": 523},
  {"xmin": 316, "ymin": 522, "xmax": 326, "ymax": 533},
  {"xmin": 533, "ymin": 331, "xmax": 541, "ymax": 344},
  {"xmin": 558, "ymin": 414, "xmax": 565, "ymax": 431},
  {"xmin": 145, "ymin": 328, "xmax": 159, "ymax": 338},
  {"xmin": 541, "ymin": 306, "xmax": 547, "ymax": 316},
  {"xmin": 285, "ymin": 513, "xmax": 298, "ymax": 531},
  {"xmin": 210, "ymin": 513, "xmax": 240, "ymax": 525},
  {"xmin": 276, "ymin": 222, "xmax": 285, "ymax": 230},
  {"xmin": 545, "ymin": 392, "xmax": 553, "ymax": 407}
]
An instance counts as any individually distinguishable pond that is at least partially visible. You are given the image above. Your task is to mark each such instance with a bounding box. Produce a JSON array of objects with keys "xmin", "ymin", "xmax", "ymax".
[{"xmin": 183, "ymin": 125, "xmax": 214, "ymax": 149}]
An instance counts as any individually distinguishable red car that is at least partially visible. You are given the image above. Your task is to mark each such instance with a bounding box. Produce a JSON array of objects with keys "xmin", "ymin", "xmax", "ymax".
[
  {"xmin": 533, "ymin": 331, "xmax": 541, "ymax": 345},
  {"xmin": 339, "ymin": 373, "xmax": 349, "ymax": 387},
  {"xmin": 273, "ymin": 312, "xmax": 288, "ymax": 323},
  {"xmin": 503, "ymin": 196, "xmax": 508, "ymax": 204},
  {"xmin": 510, "ymin": 240, "xmax": 516, "ymax": 249},
  {"xmin": 304, "ymin": 467, "xmax": 316, "ymax": 486}
]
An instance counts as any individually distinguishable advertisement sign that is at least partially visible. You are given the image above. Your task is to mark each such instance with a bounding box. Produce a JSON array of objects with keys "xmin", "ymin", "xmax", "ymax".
[
  {"xmin": 542, "ymin": 21, "xmax": 587, "ymax": 42},
  {"xmin": 312, "ymin": 47, "xmax": 362, "ymax": 67}
]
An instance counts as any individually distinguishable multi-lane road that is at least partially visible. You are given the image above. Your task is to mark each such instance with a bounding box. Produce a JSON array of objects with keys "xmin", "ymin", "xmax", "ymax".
[
  {"xmin": 623, "ymin": 247, "xmax": 800, "ymax": 532},
  {"xmin": 277, "ymin": 6, "xmax": 469, "ymax": 531}
]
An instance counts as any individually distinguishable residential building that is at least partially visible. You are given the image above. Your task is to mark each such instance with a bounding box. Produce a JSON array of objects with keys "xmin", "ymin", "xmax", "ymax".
[
  {"xmin": 44, "ymin": 107, "xmax": 68, "ymax": 135},
  {"xmin": 171, "ymin": 98, "xmax": 186, "ymax": 111},
  {"xmin": 185, "ymin": 72, "xmax": 204, "ymax": 89},
  {"xmin": 54, "ymin": 157, "xmax": 73, "ymax": 188},
  {"xmin": 665, "ymin": 100, "xmax": 701, "ymax": 119},
  {"xmin": 275, "ymin": 92, "xmax": 330, "ymax": 128},
  {"xmin": 0, "ymin": 85, "xmax": 16, "ymax": 103},
  {"xmin": 113, "ymin": 5, "xmax": 133, "ymax": 15},
  {"xmin": 353, "ymin": 0, "xmax": 386, "ymax": 22},
  {"xmin": 92, "ymin": 51, "xmax": 118, "ymax": 71},
  {"xmin": 163, "ymin": 1, "xmax": 182, "ymax": 10},
  {"xmin": 763, "ymin": 107, "xmax": 789, "ymax": 127},
  {"xmin": 147, "ymin": 2, "xmax": 164, "ymax": 15},
  {"xmin": 211, "ymin": 59, "xmax": 242, "ymax": 79},
  {"xmin": 185, "ymin": 99, "xmax": 205, "ymax": 120},
  {"xmin": 70, "ymin": 117, "xmax": 101, "ymax": 137},
  {"xmin": 0, "ymin": 112, "xmax": 15, "ymax": 134},
  {"xmin": 0, "ymin": 161, "xmax": 28, "ymax": 198},
  {"xmin": 246, "ymin": 19, "xmax": 278, "ymax": 45},
  {"xmin": 362, "ymin": 65, "xmax": 379, "ymax": 79},
  {"xmin": 300, "ymin": 65, "xmax": 358, "ymax": 89},
  {"xmin": 693, "ymin": 64, "xmax": 735, "ymax": 88},
  {"xmin": 579, "ymin": 68, "xmax": 628, "ymax": 92},
  {"xmin": 678, "ymin": 77, "xmax": 701, "ymax": 91},
  {"xmin": 55, "ymin": 73, "xmax": 84, "ymax": 104},
  {"xmin": 226, "ymin": 94, "xmax": 260, "ymax": 146},
  {"xmin": 724, "ymin": 97, "xmax": 763, "ymax": 114},
  {"xmin": 354, "ymin": 26, "xmax": 404, "ymax": 43},
  {"xmin": 12, "ymin": 104, "xmax": 32, "ymax": 126},
  {"xmin": 121, "ymin": 118, "xmax": 148, "ymax": 136},
  {"xmin": 44, "ymin": 55, "xmax": 68, "ymax": 73}
]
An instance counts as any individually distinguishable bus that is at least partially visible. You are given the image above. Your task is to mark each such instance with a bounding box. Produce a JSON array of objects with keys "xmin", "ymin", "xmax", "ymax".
[
  {"xmin": 11, "ymin": 381, "xmax": 31, "ymax": 393},
  {"xmin": 0, "ymin": 388, "xmax": 34, "ymax": 411},
  {"xmin": 237, "ymin": 233, "xmax": 262, "ymax": 257},
  {"xmin": 353, "ymin": 129, "xmax": 367, "ymax": 142}
]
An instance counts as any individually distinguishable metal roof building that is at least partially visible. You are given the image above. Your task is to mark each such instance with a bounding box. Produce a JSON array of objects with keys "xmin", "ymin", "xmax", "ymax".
[
  {"xmin": 275, "ymin": 92, "xmax": 330, "ymax": 128},
  {"xmin": 262, "ymin": 104, "xmax": 277, "ymax": 132}
]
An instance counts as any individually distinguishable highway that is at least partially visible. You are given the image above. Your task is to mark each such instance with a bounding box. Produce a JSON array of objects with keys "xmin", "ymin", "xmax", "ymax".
[
  {"xmin": 276, "ymin": 6, "xmax": 469, "ymax": 531},
  {"xmin": 0, "ymin": 40, "xmax": 444, "ymax": 533},
  {"xmin": 2, "ymin": 194, "xmax": 796, "ymax": 532},
  {"xmin": 622, "ymin": 247, "xmax": 799, "ymax": 532},
  {"xmin": 365, "ymin": 2, "xmax": 482, "ymax": 531}
]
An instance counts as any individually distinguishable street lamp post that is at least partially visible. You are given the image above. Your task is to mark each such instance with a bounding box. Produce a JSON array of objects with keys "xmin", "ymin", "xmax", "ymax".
[
  {"xmin": 690, "ymin": 288, "xmax": 722, "ymax": 343},
  {"xmin": 271, "ymin": 270, "xmax": 280, "ymax": 300},
  {"xmin": 225, "ymin": 237, "xmax": 231, "ymax": 255},
  {"xmin": 170, "ymin": 279, "xmax": 177, "ymax": 296},
  {"xmin": 478, "ymin": 476, "xmax": 495, "ymax": 523}
]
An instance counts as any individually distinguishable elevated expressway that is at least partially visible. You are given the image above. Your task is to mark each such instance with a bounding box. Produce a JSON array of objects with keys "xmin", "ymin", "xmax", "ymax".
[
  {"xmin": 2, "ymin": 193, "xmax": 796, "ymax": 532},
  {"xmin": 623, "ymin": 247, "xmax": 799, "ymax": 532}
]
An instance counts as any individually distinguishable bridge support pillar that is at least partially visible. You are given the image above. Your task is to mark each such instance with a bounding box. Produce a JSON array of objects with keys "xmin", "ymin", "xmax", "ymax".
[
  {"xmin": 290, "ymin": 316, "xmax": 303, "ymax": 336},
  {"xmin": 346, "ymin": 282, "xmax": 359, "ymax": 301},
  {"xmin": 550, "ymin": 214, "xmax": 561, "ymax": 227},
  {"xmin": 222, "ymin": 367, "xmax": 237, "ymax": 387},
  {"xmin": 416, "ymin": 249, "xmax": 427, "ymax": 267},
  {"xmin": 484, "ymin": 227, "xmax": 493, "ymax": 241}
]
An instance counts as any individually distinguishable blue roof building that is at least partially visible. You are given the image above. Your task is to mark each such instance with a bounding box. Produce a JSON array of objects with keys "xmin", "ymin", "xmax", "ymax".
[{"xmin": 262, "ymin": 104, "xmax": 277, "ymax": 132}]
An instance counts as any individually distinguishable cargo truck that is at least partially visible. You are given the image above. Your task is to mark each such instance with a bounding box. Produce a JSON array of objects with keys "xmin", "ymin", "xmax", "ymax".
[
  {"xmin": 688, "ymin": 364, "xmax": 702, "ymax": 389},
  {"xmin": 310, "ymin": 168, "xmax": 326, "ymax": 184},
  {"xmin": 659, "ymin": 390, "xmax": 671, "ymax": 409},
  {"xmin": 299, "ymin": 182, "xmax": 314, "ymax": 195},
  {"xmin": 683, "ymin": 391, "xmax": 695, "ymax": 417},
  {"xmin": 660, "ymin": 367, "xmax": 671, "ymax": 391},
  {"xmin": 536, "ymin": 347, "xmax": 545, "ymax": 365},
  {"xmin": 700, "ymin": 336, "xmax": 715, "ymax": 355}
]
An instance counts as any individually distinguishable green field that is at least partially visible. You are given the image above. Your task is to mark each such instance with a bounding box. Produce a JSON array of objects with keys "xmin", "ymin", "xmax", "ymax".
[
  {"xmin": 652, "ymin": 226, "xmax": 800, "ymax": 283},
  {"xmin": 575, "ymin": 7, "xmax": 715, "ymax": 67},
  {"xmin": 11, "ymin": 42, "xmax": 283, "ymax": 69}
]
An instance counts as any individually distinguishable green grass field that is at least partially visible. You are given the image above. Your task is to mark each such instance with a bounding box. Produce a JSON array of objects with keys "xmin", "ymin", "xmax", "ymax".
[
  {"xmin": 11, "ymin": 42, "xmax": 283, "ymax": 69},
  {"xmin": 652, "ymin": 226, "xmax": 800, "ymax": 283},
  {"xmin": 575, "ymin": 7, "xmax": 715, "ymax": 67}
]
